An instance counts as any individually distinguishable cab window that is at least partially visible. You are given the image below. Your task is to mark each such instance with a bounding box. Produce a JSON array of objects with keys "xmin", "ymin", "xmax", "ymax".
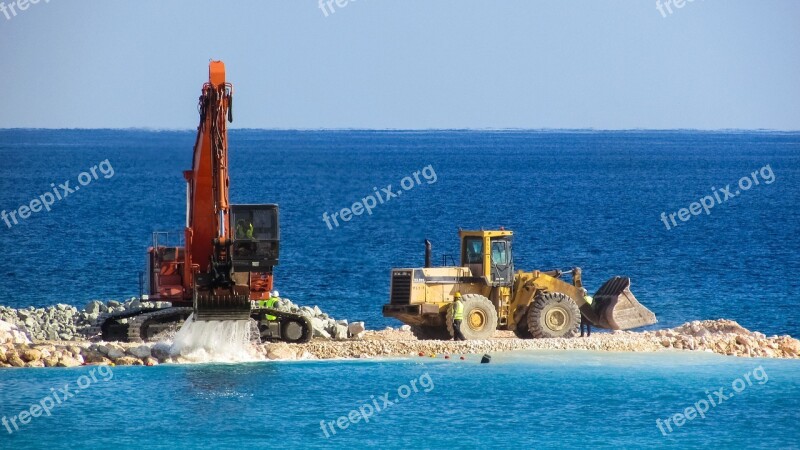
[
  {"xmin": 491, "ymin": 240, "xmax": 509, "ymax": 265},
  {"xmin": 464, "ymin": 238, "xmax": 483, "ymax": 264}
]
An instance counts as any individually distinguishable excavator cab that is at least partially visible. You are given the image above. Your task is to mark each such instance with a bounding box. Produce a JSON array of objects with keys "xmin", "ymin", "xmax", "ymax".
[
  {"xmin": 230, "ymin": 204, "xmax": 280, "ymax": 270},
  {"xmin": 193, "ymin": 205, "xmax": 280, "ymax": 321}
]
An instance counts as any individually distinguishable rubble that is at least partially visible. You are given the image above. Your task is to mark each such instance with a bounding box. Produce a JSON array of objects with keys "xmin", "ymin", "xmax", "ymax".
[
  {"xmin": 0, "ymin": 296, "xmax": 363, "ymax": 343},
  {"xmin": 1, "ymin": 318, "xmax": 797, "ymax": 368}
]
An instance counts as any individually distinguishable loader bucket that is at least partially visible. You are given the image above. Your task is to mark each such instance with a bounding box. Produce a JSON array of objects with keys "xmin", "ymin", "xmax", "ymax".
[
  {"xmin": 193, "ymin": 293, "xmax": 252, "ymax": 321},
  {"xmin": 591, "ymin": 277, "xmax": 657, "ymax": 330}
]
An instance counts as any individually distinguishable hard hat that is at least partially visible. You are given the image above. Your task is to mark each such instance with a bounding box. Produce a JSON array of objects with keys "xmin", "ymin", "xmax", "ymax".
[
  {"xmin": 454, "ymin": 292, "xmax": 462, "ymax": 299},
  {"xmin": 273, "ymin": 290, "xmax": 280, "ymax": 298}
]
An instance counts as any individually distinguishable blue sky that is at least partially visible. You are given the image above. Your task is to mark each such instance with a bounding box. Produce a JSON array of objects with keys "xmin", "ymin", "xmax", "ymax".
[{"xmin": 0, "ymin": 0, "xmax": 798, "ymax": 129}]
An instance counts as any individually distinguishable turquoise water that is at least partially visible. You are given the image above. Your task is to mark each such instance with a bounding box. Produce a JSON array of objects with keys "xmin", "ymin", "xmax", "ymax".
[{"xmin": 1, "ymin": 352, "xmax": 798, "ymax": 449}]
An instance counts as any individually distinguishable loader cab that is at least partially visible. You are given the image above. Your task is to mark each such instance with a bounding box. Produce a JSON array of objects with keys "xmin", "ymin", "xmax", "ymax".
[
  {"xmin": 460, "ymin": 230, "xmax": 514, "ymax": 286},
  {"xmin": 230, "ymin": 204, "xmax": 280, "ymax": 271}
]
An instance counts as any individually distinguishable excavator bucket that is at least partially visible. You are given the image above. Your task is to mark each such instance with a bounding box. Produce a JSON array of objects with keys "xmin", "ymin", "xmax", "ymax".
[
  {"xmin": 193, "ymin": 293, "xmax": 252, "ymax": 321},
  {"xmin": 591, "ymin": 277, "xmax": 657, "ymax": 330}
]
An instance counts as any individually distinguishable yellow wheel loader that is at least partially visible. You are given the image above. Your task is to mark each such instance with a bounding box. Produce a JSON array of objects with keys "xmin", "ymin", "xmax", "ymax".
[{"xmin": 382, "ymin": 229, "xmax": 657, "ymax": 340}]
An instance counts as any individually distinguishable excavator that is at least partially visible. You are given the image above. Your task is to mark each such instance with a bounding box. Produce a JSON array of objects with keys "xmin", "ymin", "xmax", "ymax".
[
  {"xmin": 382, "ymin": 229, "xmax": 657, "ymax": 340},
  {"xmin": 96, "ymin": 61, "xmax": 312, "ymax": 344}
]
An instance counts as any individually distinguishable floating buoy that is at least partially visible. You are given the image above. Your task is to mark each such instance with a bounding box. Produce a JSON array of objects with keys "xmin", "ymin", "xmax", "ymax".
[
  {"xmin": 459, "ymin": 355, "xmax": 465, "ymax": 360},
  {"xmin": 418, "ymin": 352, "xmax": 425, "ymax": 357},
  {"xmin": 444, "ymin": 355, "xmax": 450, "ymax": 359},
  {"xmin": 429, "ymin": 353, "xmax": 436, "ymax": 358}
]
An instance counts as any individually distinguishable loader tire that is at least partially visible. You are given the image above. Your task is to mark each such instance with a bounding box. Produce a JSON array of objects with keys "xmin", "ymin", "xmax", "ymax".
[
  {"xmin": 513, "ymin": 317, "xmax": 533, "ymax": 339},
  {"xmin": 410, "ymin": 325, "xmax": 451, "ymax": 340},
  {"xmin": 446, "ymin": 294, "xmax": 498, "ymax": 340},
  {"xmin": 528, "ymin": 292, "xmax": 581, "ymax": 339}
]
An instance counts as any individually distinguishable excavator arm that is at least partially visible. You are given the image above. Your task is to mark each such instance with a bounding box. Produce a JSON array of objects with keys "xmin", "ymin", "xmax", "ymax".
[
  {"xmin": 184, "ymin": 61, "xmax": 278, "ymax": 322},
  {"xmin": 183, "ymin": 60, "xmax": 233, "ymax": 294}
]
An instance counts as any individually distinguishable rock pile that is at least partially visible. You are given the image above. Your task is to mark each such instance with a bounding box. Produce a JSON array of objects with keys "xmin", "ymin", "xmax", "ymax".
[
  {"xmin": 0, "ymin": 296, "xmax": 366, "ymax": 346},
  {"xmin": 269, "ymin": 319, "xmax": 800, "ymax": 361},
  {"xmin": 0, "ymin": 320, "xmax": 30, "ymax": 345},
  {"xmin": 0, "ymin": 304, "xmax": 88, "ymax": 342},
  {"xmin": 0, "ymin": 340, "xmax": 166, "ymax": 368},
  {"xmin": 650, "ymin": 319, "xmax": 800, "ymax": 359},
  {"xmin": 2, "ymin": 315, "xmax": 798, "ymax": 368},
  {"xmin": 271, "ymin": 297, "xmax": 366, "ymax": 340},
  {"xmin": 0, "ymin": 298, "xmax": 172, "ymax": 342}
]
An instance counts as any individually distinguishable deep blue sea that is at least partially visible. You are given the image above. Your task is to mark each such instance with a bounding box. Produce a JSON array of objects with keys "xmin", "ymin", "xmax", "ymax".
[
  {"xmin": 1, "ymin": 130, "xmax": 799, "ymax": 448},
  {"xmin": 1, "ymin": 130, "xmax": 798, "ymax": 334}
]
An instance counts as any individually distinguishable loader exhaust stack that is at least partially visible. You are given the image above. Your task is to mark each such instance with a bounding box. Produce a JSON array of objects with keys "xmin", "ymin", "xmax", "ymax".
[{"xmin": 425, "ymin": 239, "xmax": 432, "ymax": 268}]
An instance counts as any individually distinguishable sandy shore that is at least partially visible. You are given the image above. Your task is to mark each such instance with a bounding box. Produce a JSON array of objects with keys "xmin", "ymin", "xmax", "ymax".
[
  {"xmin": 4, "ymin": 319, "xmax": 796, "ymax": 368},
  {"xmin": 267, "ymin": 319, "xmax": 800, "ymax": 361}
]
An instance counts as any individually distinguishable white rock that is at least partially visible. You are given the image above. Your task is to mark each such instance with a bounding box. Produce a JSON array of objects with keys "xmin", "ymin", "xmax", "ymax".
[
  {"xmin": 310, "ymin": 318, "xmax": 331, "ymax": 339},
  {"xmin": 333, "ymin": 324, "xmax": 349, "ymax": 340},
  {"xmin": 267, "ymin": 343, "xmax": 297, "ymax": 360},
  {"xmin": 105, "ymin": 344, "xmax": 126, "ymax": 359},
  {"xmin": 400, "ymin": 325, "xmax": 412, "ymax": 332},
  {"xmin": 128, "ymin": 345, "xmax": 152, "ymax": 359},
  {"xmin": 57, "ymin": 356, "xmax": 82, "ymax": 368},
  {"xmin": 0, "ymin": 320, "xmax": 31, "ymax": 344},
  {"xmin": 348, "ymin": 322, "xmax": 366, "ymax": 338}
]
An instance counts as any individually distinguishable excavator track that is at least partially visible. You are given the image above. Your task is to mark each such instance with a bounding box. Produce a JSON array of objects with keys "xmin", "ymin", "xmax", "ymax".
[
  {"xmin": 92, "ymin": 307, "xmax": 162, "ymax": 342},
  {"xmin": 95, "ymin": 303, "xmax": 311, "ymax": 343},
  {"xmin": 127, "ymin": 307, "xmax": 194, "ymax": 343}
]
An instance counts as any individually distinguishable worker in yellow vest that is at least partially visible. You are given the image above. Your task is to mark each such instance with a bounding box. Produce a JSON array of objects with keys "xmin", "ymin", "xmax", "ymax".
[
  {"xmin": 259, "ymin": 290, "xmax": 280, "ymax": 321},
  {"xmin": 451, "ymin": 292, "xmax": 467, "ymax": 341},
  {"xmin": 235, "ymin": 219, "xmax": 254, "ymax": 240},
  {"xmin": 581, "ymin": 288, "xmax": 593, "ymax": 337}
]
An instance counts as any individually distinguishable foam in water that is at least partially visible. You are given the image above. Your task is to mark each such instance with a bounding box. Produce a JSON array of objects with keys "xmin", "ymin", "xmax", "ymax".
[{"xmin": 168, "ymin": 314, "xmax": 259, "ymax": 363}]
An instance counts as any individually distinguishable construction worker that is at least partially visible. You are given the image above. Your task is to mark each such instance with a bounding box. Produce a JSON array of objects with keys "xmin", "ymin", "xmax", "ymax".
[
  {"xmin": 235, "ymin": 219, "xmax": 254, "ymax": 240},
  {"xmin": 235, "ymin": 219, "xmax": 256, "ymax": 257},
  {"xmin": 451, "ymin": 292, "xmax": 467, "ymax": 341},
  {"xmin": 581, "ymin": 288, "xmax": 593, "ymax": 337},
  {"xmin": 259, "ymin": 290, "xmax": 280, "ymax": 321}
]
